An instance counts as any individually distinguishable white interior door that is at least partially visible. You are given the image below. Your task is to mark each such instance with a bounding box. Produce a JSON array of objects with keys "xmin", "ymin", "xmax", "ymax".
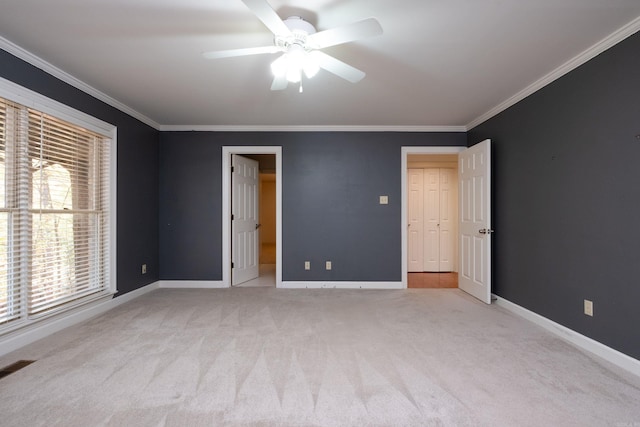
[
  {"xmin": 232, "ymin": 154, "xmax": 260, "ymax": 285},
  {"xmin": 423, "ymin": 169, "xmax": 440, "ymax": 271},
  {"xmin": 439, "ymin": 168, "xmax": 454, "ymax": 272},
  {"xmin": 424, "ymin": 168, "xmax": 456, "ymax": 272},
  {"xmin": 407, "ymin": 169, "xmax": 424, "ymax": 272},
  {"xmin": 459, "ymin": 139, "xmax": 492, "ymax": 304}
]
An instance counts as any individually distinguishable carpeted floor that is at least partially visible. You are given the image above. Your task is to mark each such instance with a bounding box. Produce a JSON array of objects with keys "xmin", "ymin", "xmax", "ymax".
[{"xmin": 1, "ymin": 288, "xmax": 639, "ymax": 426}]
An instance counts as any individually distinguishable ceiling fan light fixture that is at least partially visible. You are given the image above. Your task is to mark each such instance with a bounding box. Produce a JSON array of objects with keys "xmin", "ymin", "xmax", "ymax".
[
  {"xmin": 286, "ymin": 66, "xmax": 302, "ymax": 83},
  {"xmin": 271, "ymin": 53, "xmax": 302, "ymax": 82},
  {"xmin": 271, "ymin": 48, "xmax": 319, "ymax": 83},
  {"xmin": 270, "ymin": 54, "xmax": 287, "ymax": 77},
  {"xmin": 303, "ymin": 51, "xmax": 320, "ymax": 78},
  {"xmin": 303, "ymin": 61, "xmax": 319, "ymax": 79}
]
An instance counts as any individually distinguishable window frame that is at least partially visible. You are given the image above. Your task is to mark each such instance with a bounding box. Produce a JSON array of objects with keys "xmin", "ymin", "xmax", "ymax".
[{"xmin": 0, "ymin": 77, "xmax": 117, "ymax": 333}]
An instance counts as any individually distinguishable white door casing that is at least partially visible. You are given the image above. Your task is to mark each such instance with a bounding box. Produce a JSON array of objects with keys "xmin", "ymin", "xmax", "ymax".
[
  {"xmin": 408, "ymin": 169, "xmax": 425, "ymax": 272},
  {"xmin": 232, "ymin": 154, "xmax": 260, "ymax": 286},
  {"xmin": 458, "ymin": 139, "xmax": 492, "ymax": 304}
]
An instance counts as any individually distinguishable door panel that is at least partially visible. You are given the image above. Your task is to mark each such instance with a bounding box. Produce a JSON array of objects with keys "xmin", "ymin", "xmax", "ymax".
[
  {"xmin": 232, "ymin": 155, "xmax": 259, "ymax": 285},
  {"xmin": 423, "ymin": 169, "xmax": 440, "ymax": 271},
  {"xmin": 459, "ymin": 140, "xmax": 492, "ymax": 304},
  {"xmin": 407, "ymin": 169, "xmax": 424, "ymax": 272},
  {"xmin": 439, "ymin": 168, "xmax": 454, "ymax": 272}
]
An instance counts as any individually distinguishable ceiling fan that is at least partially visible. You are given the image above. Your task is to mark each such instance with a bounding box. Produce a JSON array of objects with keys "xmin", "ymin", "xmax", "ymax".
[{"xmin": 202, "ymin": 0, "xmax": 383, "ymax": 91}]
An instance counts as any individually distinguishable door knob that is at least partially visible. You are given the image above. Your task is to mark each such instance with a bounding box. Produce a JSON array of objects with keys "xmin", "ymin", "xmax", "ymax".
[
  {"xmin": 255, "ymin": 223, "xmax": 262, "ymax": 230},
  {"xmin": 479, "ymin": 228, "xmax": 494, "ymax": 234}
]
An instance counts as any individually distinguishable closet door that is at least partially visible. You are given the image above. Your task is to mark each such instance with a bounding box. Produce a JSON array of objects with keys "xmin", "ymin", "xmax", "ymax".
[
  {"xmin": 439, "ymin": 169, "xmax": 455, "ymax": 272},
  {"xmin": 407, "ymin": 169, "xmax": 424, "ymax": 272},
  {"xmin": 409, "ymin": 167, "xmax": 457, "ymax": 273},
  {"xmin": 423, "ymin": 169, "xmax": 441, "ymax": 272}
]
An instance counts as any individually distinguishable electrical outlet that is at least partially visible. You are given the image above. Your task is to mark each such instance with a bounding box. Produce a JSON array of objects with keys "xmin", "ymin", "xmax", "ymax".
[
  {"xmin": 326, "ymin": 261, "xmax": 332, "ymax": 270},
  {"xmin": 584, "ymin": 299, "xmax": 593, "ymax": 317},
  {"xmin": 142, "ymin": 264, "xmax": 147, "ymax": 274},
  {"xmin": 304, "ymin": 261, "xmax": 311, "ymax": 270}
]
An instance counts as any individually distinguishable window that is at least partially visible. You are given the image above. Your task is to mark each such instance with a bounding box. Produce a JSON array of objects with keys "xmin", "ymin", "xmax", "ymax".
[{"xmin": 0, "ymin": 87, "xmax": 114, "ymax": 333}]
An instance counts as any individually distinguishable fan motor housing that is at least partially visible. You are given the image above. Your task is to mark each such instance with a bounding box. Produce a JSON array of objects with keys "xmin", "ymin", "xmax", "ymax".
[{"xmin": 275, "ymin": 16, "xmax": 316, "ymax": 49}]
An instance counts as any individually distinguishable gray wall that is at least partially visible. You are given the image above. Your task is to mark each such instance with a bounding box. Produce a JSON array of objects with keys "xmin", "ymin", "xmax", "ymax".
[
  {"xmin": 7, "ymin": 27, "xmax": 638, "ymax": 362},
  {"xmin": 0, "ymin": 49, "xmax": 160, "ymax": 296},
  {"xmin": 469, "ymin": 32, "xmax": 640, "ymax": 359},
  {"xmin": 159, "ymin": 132, "xmax": 466, "ymax": 281}
]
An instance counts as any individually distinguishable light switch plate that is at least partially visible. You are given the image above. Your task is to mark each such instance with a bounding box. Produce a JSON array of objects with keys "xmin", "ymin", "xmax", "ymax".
[
  {"xmin": 584, "ymin": 299, "xmax": 593, "ymax": 316},
  {"xmin": 379, "ymin": 195, "xmax": 389, "ymax": 205}
]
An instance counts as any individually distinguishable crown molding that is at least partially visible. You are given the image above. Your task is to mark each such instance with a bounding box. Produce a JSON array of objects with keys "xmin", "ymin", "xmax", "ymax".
[
  {"xmin": 466, "ymin": 15, "xmax": 640, "ymax": 130},
  {"xmin": 0, "ymin": 37, "xmax": 160, "ymax": 130},
  {"xmin": 159, "ymin": 125, "xmax": 467, "ymax": 133}
]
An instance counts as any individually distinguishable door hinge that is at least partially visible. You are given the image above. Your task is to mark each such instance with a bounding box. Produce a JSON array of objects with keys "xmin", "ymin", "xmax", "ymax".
[
  {"xmin": 231, "ymin": 214, "xmax": 234, "ymax": 220},
  {"xmin": 231, "ymin": 262, "xmax": 234, "ymax": 269},
  {"xmin": 231, "ymin": 166, "xmax": 234, "ymax": 173}
]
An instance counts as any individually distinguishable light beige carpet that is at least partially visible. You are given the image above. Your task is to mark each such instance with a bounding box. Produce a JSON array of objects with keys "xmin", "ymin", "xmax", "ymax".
[{"xmin": 1, "ymin": 288, "xmax": 639, "ymax": 426}]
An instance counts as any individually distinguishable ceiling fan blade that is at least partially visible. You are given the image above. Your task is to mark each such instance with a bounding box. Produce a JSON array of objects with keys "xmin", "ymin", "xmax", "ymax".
[
  {"xmin": 241, "ymin": 0, "xmax": 292, "ymax": 36},
  {"xmin": 312, "ymin": 51, "xmax": 366, "ymax": 83},
  {"xmin": 202, "ymin": 45, "xmax": 281, "ymax": 59},
  {"xmin": 308, "ymin": 18, "xmax": 382, "ymax": 49},
  {"xmin": 271, "ymin": 74, "xmax": 288, "ymax": 91}
]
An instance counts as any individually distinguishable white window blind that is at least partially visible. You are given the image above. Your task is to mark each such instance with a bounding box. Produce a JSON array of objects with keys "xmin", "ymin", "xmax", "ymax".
[
  {"xmin": 0, "ymin": 98, "xmax": 21, "ymax": 325},
  {"xmin": 0, "ymin": 95, "xmax": 111, "ymax": 329}
]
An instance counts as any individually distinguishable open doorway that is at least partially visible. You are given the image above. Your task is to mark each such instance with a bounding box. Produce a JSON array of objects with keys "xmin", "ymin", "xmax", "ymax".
[
  {"xmin": 222, "ymin": 147, "xmax": 282, "ymax": 288},
  {"xmin": 407, "ymin": 154, "xmax": 459, "ymax": 288},
  {"xmin": 401, "ymin": 147, "xmax": 465, "ymax": 289},
  {"xmin": 402, "ymin": 143, "xmax": 493, "ymax": 302}
]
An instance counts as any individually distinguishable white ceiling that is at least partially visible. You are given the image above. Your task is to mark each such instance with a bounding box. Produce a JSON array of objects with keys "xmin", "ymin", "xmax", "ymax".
[{"xmin": 1, "ymin": 0, "xmax": 639, "ymax": 130}]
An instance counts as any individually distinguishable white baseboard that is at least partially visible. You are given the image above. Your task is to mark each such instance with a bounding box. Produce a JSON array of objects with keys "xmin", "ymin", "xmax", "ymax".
[
  {"xmin": 159, "ymin": 280, "xmax": 404, "ymax": 289},
  {"xmin": 0, "ymin": 281, "xmax": 160, "ymax": 358},
  {"xmin": 158, "ymin": 280, "xmax": 227, "ymax": 289},
  {"xmin": 280, "ymin": 281, "xmax": 404, "ymax": 289},
  {"xmin": 493, "ymin": 294, "xmax": 640, "ymax": 378}
]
